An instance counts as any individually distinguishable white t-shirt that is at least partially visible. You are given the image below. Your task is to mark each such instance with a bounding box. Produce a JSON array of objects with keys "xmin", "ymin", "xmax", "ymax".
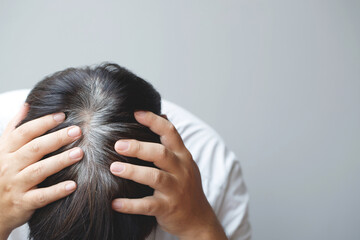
[{"xmin": 0, "ymin": 90, "xmax": 251, "ymax": 240}]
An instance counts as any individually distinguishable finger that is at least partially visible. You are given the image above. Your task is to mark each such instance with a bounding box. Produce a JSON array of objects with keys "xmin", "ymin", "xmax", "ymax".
[
  {"xmin": 134, "ymin": 111, "xmax": 185, "ymax": 152},
  {"xmin": 160, "ymin": 114, "xmax": 168, "ymax": 120},
  {"xmin": 114, "ymin": 139, "xmax": 178, "ymax": 171},
  {"xmin": 112, "ymin": 196, "xmax": 161, "ymax": 216},
  {"xmin": 3, "ymin": 103, "xmax": 29, "ymax": 136},
  {"xmin": 6, "ymin": 112, "xmax": 66, "ymax": 152},
  {"xmin": 110, "ymin": 162, "xmax": 174, "ymax": 191},
  {"xmin": 17, "ymin": 147, "xmax": 83, "ymax": 190},
  {"xmin": 23, "ymin": 180, "xmax": 77, "ymax": 210},
  {"xmin": 15, "ymin": 126, "xmax": 82, "ymax": 169}
]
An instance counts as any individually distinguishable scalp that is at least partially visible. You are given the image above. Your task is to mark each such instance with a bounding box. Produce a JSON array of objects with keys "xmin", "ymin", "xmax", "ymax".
[{"xmin": 20, "ymin": 63, "xmax": 161, "ymax": 240}]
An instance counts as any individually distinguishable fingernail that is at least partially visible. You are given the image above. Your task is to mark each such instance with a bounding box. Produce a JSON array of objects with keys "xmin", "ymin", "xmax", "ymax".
[
  {"xmin": 68, "ymin": 126, "xmax": 81, "ymax": 138},
  {"xmin": 115, "ymin": 141, "xmax": 129, "ymax": 151},
  {"xmin": 65, "ymin": 182, "xmax": 76, "ymax": 191},
  {"xmin": 111, "ymin": 162, "xmax": 125, "ymax": 173},
  {"xmin": 53, "ymin": 112, "xmax": 65, "ymax": 123},
  {"xmin": 135, "ymin": 111, "xmax": 146, "ymax": 117},
  {"xmin": 69, "ymin": 148, "xmax": 83, "ymax": 160},
  {"xmin": 113, "ymin": 200, "xmax": 122, "ymax": 209}
]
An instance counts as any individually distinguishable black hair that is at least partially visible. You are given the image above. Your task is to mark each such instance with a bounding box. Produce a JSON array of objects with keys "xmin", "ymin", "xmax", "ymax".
[{"xmin": 19, "ymin": 63, "xmax": 161, "ymax": 240}]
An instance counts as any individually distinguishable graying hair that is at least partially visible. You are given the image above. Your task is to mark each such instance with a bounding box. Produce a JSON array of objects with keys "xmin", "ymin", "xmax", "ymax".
[{"xmin": 20, "ymin": 63, "xmax": 161, "ymax": 240}]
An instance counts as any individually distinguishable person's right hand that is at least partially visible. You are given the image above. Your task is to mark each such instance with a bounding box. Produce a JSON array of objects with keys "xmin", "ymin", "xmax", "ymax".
[{"xmin": 0, "ymin": 104, "xmax": 83, "ymax": 239}]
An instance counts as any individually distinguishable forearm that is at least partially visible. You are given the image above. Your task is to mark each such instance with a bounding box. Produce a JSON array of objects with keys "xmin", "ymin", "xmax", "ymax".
[{"xmin": 179, "ymin": 209, "xmax": 228, "ymax": 240}]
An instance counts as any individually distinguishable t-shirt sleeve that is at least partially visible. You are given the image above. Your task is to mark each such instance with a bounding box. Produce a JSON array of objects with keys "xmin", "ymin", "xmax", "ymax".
[
  {"xmin": 0, "ymin": 89, "xmax": 30, "ymax": 135},
  {"xmin": 1, "ymin": 95, "xmax": 251, "ymax": 240},
  {"xmin": 189, "ymin": 131, "xmax": 251, "ymax": 240},
  {"xmin": 215, "ymin": 150, "xmax": 251, "ymax": 240}
]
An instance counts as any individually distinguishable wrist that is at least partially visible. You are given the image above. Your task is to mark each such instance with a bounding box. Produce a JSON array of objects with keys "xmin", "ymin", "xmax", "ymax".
[
  {"xmin": 179, "ymin": 206, "xmax": 228, "ymax": 240},
  {"xmin": 179, "ymin": 221, "xmax": 228, "ymax": 240},
  {"xmin": 0, "ymin": 228, "xmax": 11, "ymax": 240}
]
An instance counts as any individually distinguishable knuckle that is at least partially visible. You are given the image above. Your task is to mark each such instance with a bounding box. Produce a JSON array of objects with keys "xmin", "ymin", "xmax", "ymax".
[
  {"xmin": 167, "ymin": 201, "xmax": 180, "ymax": 216},
  {"xmin": 36, "ymin": 192, "xmax": 47, "ymax": 205},
  {"xmin": 182, "ymin": 169, "xmax": 192, "ymax": 182},
  {"xmin": 55, "ymin": 131, "xmax": 65, "ymax": 146},
  {"xmin": 167, "ymin": 123, "xmax": 177, "ymax": 134},
  {"xmin": 118, "ymin": 200, "xmax": 129, "ymax": 212},
  {"xmin": 11, "ymin": 197, "xmax": 23, "ymax": 208},
  {"xmin": 158, "ymin": 146, "xmax": 168, "ymax": 159},
  {"xmin": 4, "ymin": 182, "xmax": 13, "ymax": 193},
  {"xmin": 152, "ymin": 170, "xmax": 164, "ymax": 186},
  {"xmin": 58, "ymin": 153, "xmax": 69, "ymax": 166},
  {"xmin": 29, "ymin": 142, "xmax": 41, "ymax": 153},
  {"xmin": 131, "ymin": 140, "xmax": 140, "ymax": 154},
  {"xmin": 0, "ymin": 141, "xmax": 5, "ymax": 152},
  {"xmin": 184, "ymin": 150, "xmax": 193, "ymax": 161},
  {"xmin": 55, "ymin": 185, "xmax": 63, "ymax": 196},
  {"xmin": 123, "ymin": 164, "xmax": 133, "ymax": 177},
  {"xmin": 148, "ymin": 114, "xmax": 156, "ymax": 124},
  {"xmin": 0, "ymin": 162, "xmax": 10, "ymax": 177},
  {"xmin": 17, "ymin": 126, "xmax": 30, "ymax": 138},
  {"xmin": 143, "ymin": 202, "xmax": 155, "ymax": 215},
  {"xmin": 31, "ymin": 163, "xmax": 44, "ymax": 177}
]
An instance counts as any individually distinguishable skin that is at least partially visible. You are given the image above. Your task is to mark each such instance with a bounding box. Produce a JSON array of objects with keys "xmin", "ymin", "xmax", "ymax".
[
  {"xmin": 0, "ymin": 104, "xmax": 84, "ymax": 240},
  {"xmin": 0, "ymin": 105, "xmax": 227, "ymax": 239},
  {"xmin": 110, "ymin": 111, "xmax": 228, "ymax": 240}
]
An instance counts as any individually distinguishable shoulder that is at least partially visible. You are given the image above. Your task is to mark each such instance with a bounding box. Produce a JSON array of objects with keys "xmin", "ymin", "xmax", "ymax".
[
  {"xmin": 5, "ymin": 96, "xmax": 250, "ymax": 240},
  {"xmin": 0, "ymin": 89, "xmax": 30, "ymax": 134}
]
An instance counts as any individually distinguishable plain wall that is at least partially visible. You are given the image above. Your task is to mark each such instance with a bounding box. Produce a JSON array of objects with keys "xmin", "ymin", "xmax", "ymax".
[{"xmin": 0, "ymin": 1, "xmax": 359, "ymax": 239}]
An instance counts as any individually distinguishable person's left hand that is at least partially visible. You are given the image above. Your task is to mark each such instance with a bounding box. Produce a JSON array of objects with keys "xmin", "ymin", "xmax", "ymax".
[{"xmin": 110, "ymin": 111, "xmax": 227, "ymax": 240}]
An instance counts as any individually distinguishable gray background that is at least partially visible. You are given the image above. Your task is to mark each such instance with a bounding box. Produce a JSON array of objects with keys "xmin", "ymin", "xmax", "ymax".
[{"xmin": 1, "ymin": 1, "xmax": 359, "ymax": 239}]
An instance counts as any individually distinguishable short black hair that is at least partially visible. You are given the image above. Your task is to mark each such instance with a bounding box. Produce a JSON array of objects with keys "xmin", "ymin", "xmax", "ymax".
[{"xmin": 19, "ymin": 63, "xmax": 161, "ymax": 240}]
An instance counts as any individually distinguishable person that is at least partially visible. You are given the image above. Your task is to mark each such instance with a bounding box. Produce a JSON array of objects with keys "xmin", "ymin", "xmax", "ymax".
[
  {"xmin": 0, "ymin": 63, "xmax": 251, "ymax": 240},
  {"xmin": 13, "ymin": 63, "xmax": 164, "ymax": 240}
]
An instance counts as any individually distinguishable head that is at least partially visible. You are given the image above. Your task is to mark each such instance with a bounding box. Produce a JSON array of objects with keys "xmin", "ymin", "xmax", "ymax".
[{"xmin": 19, "ymin": 63, "xmax": 161, "ymax": 240}]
